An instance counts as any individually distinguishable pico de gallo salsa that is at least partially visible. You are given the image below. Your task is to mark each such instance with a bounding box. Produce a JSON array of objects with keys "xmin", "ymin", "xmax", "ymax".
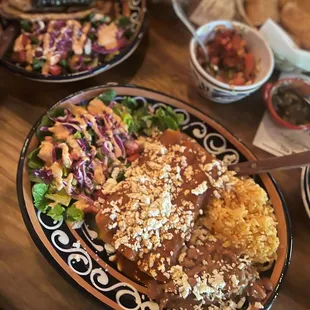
[{"xmin": 197, "ymin": 26, "xmax": 256, "ymax": 86}]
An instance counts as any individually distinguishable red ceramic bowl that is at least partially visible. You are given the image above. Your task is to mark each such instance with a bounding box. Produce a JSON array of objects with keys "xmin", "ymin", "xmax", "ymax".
[{"xmin": 263, "ymin": 78, "xmax": 310, "ymax": 130}]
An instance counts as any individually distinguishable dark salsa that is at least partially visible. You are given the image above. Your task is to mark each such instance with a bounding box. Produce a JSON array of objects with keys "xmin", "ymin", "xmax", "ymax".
[
  {"xmin": 272, "ymin": 86, "xmax": 310, "ymax": 126},
  {"xmin": 11, "ymin": 13, "xmax": 133, "ymax": 76},
  {"xmin": 197, "ymin": 26, "xmax": 256, "ymax": 86}
]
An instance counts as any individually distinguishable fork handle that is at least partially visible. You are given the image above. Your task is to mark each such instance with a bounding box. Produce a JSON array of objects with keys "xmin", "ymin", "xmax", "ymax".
[{"xmin": 229, "ymin": 151, "xmax": 310, "ymax": 176}]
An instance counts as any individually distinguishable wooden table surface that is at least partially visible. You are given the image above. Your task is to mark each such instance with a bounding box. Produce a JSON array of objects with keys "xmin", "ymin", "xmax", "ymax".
[{"xmin": 0, "ymin": 7, "xmax": 309, "ymax": 310}]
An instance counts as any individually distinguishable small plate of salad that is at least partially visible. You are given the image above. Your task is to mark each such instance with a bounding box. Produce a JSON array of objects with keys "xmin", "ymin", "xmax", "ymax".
[{"xmin": 0, "ymin": 0, "xmax": 147, "ymax": 82}]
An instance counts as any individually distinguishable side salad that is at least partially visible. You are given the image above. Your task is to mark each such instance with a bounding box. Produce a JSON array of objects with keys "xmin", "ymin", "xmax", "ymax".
[
  {"xmin": 12, "ymin": 13, "xmax": 132, "ymax": 75},
  {"xmin": 28, "ymin": 89, "xmax": 184, "ymax": 225}
]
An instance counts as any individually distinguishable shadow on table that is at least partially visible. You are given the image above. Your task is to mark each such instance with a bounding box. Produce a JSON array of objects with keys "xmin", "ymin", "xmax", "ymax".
[{"xmin": 0, "ymin": 293, "xmax": 20, "ymax": 310}]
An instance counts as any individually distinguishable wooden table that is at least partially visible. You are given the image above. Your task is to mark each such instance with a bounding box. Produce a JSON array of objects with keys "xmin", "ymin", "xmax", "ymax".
[{"xmin": 0, "ymin": 7, "xmax": 309, "ymax": 310}]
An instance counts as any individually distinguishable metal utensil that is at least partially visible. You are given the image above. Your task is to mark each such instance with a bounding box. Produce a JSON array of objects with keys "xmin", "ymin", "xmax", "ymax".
[
  {"xmin": 229, "ymin": 151, "xmax": 310, "ymax": 176},
  {"xmin": 304, "ymin": 96, "xmax": 310, "ymax": 105},
  {"xmin": 171, "ymin": 0, "xmax": 209, "ymax": 62}
]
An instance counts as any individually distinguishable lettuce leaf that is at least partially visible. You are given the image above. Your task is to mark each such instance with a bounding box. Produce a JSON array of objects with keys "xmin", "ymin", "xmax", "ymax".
[
  {"xmin": 98, "ymin": 89, "xmax": 117, "ymax": 104},
  {"xmin": 28, "ymin": 148, "xmax": 44, "ymax": 170},
  {"xmin": 36, "ymin": 107, "xmax": 65, "ymax": 140},
  {"xmin": 66, "ymin": 204, "xmax": 84, "ymax": 222},
  {"xmin": 72, "ymin": 131, "xmax": 82, "ymax": 139},
  {"xmin": 116, "ymin": 97, "xmax": 184, "ymax": 135},
  {"xmin": 47, "ymin": 203, "xmax": 65, "ymax": 221},
  {"xmin": 32, "ymin": 183, "xmax": 49, "ymax": 212},
  {"xmin": 45, "ymin": 191, "xmax": 71, "ymax": 207}
]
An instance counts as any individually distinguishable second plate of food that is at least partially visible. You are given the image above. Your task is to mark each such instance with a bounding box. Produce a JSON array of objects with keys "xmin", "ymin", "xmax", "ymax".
[
  {"xmin": 0, "ymin": 0, "xmax": 147, "ymax": 82},
  {"xmin": 17, "ymin": 84, "xmax": 292, "ymax": 310}
]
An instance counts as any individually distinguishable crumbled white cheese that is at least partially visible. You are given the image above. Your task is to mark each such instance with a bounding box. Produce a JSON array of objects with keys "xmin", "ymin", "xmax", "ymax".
[
  {"xmin": 111, "ymin": 167, "xmax": 120, "ymax": 180},
  {"xmin": 102, "ymin": 178, "xmax": 118, "ymax": 194},
  {"xmin": 231, "ymin": 275, "xmax": 239, "ymax": 287},
  {"xmin": 104, "ymin": 243, "xmax": 116, "ymax": 255},
  {"xmin": 192, "ymin": 181, "xmax": 208, "ymax": 195},
  {"xmin": 254, "ymin": 302, "xmax": 264, "ymax": 309}
]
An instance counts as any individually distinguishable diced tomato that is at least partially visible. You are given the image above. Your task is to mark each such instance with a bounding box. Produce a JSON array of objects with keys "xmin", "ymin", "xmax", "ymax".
[
  {"xmin": 124, "ymin": 140, "xmax": 141, "ymax": 155},
  {"xmin": 223, "ymin": 56, "xmax": 238, "ymax": 68},
  {"xmin": 71, "ymin": 152, "xmax": 80, "ymax": 161},
  {"xmin": 237, "ymin": 48, "xmax": 246, "ymax": 57},
  {"xmin": 225, "ymin": 43, "xmax": 233, "ymax": 51},
  {"xmin": 19, "ymin": 51, "xmax": 26, "ymax": 63},
  {"xmin": 49, "ymin": 65, "xmax": 62, "ymax": 76},
  {"xmin": 127, "ymin": 152, "xmax": 140, "ymax": 162},
  {"xmin": 45, "ymin": 136, "xmax": 53, "ymax": 142},
  {"xmin": 230, "ymin": 74, "xmax": 246, "ymax": 86},
  {"xmin": 244, "ymin": 53, "xmax": 255, "ymax": 79},
  {"xmin": 60, "ymin": 51, "xmax": 68, "ymax": 60},
  {"xmin": 203, "ymin": 26, "xmax": 255, "ymax": 86},
  {"xmin": 231, "ymin": 33, "xmax": 242, "ymax": 50},
  {"xmin": 22, "ymin": 34, "xmax": 30, "ymax": 47},
  {"xmin": 220, "ymin": 37, "xmax": 230, "ymax": 46},
  {"xmin": 211, "ymin": 56, "xmax": 219, "ymax": 65}
]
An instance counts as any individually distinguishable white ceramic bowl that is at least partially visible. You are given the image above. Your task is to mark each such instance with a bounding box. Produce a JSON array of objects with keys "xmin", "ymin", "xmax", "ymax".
[
  {"xmin": 189, "ymin": 60, "xmax": 252, "ymax": 104},
  {"xmin": 189, "ymin": 20, "xmax": 275, "ymax": 103}
]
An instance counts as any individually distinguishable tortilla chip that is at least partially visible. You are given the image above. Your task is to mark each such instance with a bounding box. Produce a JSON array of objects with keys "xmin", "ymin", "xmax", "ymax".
[
  {"xmin": 281, "ymin": 2, "xmax": 310, "ymax": 37},
  {"xmin": 246, "ymin": 0, "xmax": 279, "ymax": 26}
]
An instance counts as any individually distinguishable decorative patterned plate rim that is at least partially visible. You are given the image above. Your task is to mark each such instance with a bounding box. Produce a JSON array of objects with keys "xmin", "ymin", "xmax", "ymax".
[
  {"xmin": 0, "ymin": 0, "xmax": 148, "ymax": 83},
  {"xmin": 16, "ymin": 84, "xmax": 292, "ymax": 310}
]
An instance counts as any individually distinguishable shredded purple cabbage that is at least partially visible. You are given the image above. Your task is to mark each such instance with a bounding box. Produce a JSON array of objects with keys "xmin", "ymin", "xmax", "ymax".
[
  {"xmin": 80, "ymin": 162, "xmax": 93, "ymax": 192},
  {"xmin": 62, "ymin": 122, "xmax": 81, "ymax": 133},
  {"xmin": 40, "ymin": 126, "xmax": 49, "ymax": 132},
  {"xmin": 92, "ymin": 42, "xmax": 120, "ymax": 55},
  {"xmin": 114, "ymin": 134, "xmax": 126, "ymax": 158},
  {"xmin": 56, "ymin": 39, "xmax": 72, "ymax": 53},
  {"xmin": 77, "ymin": 138, "xmax": 88, "ymax": 152},
  {"xmin": 118, "ymin": 37, "xmax": 129, "ymax": 49},
  {"xmin": 116, "ymin": 28, "xmax": 125, "ymax": 39},
  {"xmin": 101, "ymin": 143, "xmax": 111, "ymax": 155},
  {"xmin": 53, "ymin": 20, "xmax": 67, "ymax": 30},
  {"xmin": 33, "ymin": 168, "xmax": 53, "ymax": 184},
  {"xmin": 35, "ymin": 49, "xmax": 43, "ymax": 58},
  {"xmin": 55, "ymin": 108, "xmax": 72, "ymax": 122},
  {"xmin": 83, "ymin": 115, "xmax": 93, "ymax": 126},
  {"xmin": 71, "ymin": 56, "xmax": 84, "ymax": 71},
  {"xmin": 108, "ymin": 101, "xmax": 117, "ymax": 109}
]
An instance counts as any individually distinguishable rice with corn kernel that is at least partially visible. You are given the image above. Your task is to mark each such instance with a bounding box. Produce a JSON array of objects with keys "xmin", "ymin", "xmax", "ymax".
[{"xmin": 202, "ymin": 175, "xmax": 279, "ymax": 265}]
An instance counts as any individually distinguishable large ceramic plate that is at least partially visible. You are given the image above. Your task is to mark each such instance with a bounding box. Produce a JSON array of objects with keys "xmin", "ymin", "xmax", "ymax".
[
  {"xmin": 0, "ymin": 1, "xmax": 147, "ymax": 82},
  {"xmin": 17, "ymin": 85, "xmax": 292, "ymax": 310},
  {"xmin": 301, "ymin": 167, "xmax": 310, "ymax": 219}
]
